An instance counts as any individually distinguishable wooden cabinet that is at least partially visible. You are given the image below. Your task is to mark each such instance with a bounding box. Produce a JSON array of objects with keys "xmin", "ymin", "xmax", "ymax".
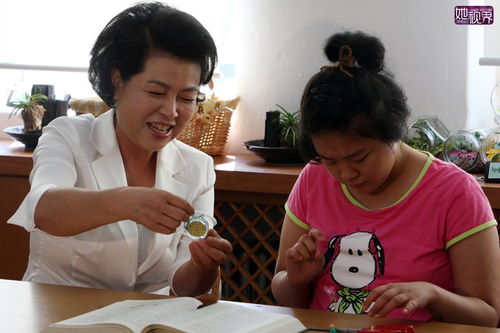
[
  {"xmin": 0, "ymin": 140, "xmax": 498, "ymax": 305},
  {"xmin": 0, "ymin": 176, "xmax": 30, "ymax": 280},
  {"xmin": 0, "ymin": 143, "xmax": 32, "ymax": 280},
  {"xmin": 212, "ymin": 155, "xmax": 301, "ymax": 304}
]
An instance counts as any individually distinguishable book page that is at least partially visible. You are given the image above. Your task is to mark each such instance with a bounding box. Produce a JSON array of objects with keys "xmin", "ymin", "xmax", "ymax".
[
  {"xmin": 48, "ymin": 297, "xmax": 203, "ymax": 333},
  {"xmin": 152, "ymin": 302, "xmax": 306, "ymax": 333}
]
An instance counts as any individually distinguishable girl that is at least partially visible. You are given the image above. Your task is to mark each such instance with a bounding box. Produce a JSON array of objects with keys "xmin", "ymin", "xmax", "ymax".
[{"xmin": 271, "ymin": 31, "xmax": 500, "ymax": 327}]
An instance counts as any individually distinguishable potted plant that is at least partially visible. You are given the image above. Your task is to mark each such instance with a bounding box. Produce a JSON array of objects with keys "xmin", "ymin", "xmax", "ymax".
[
  {"xmin": 273, "ymin": 104, "xmax": 299, "ymax": 147},
  {"xmin": 244, "ymin": 104, "xmax": 303, "ymax": 164},
  {"xmin": 9, "ymin": 93, "xmax": 48, "ymax": 133}
]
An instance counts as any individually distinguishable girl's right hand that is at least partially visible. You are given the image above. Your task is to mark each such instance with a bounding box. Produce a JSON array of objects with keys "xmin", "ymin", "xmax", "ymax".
[
  {"xmin": 285, "ymin": 228, "xmax": 325, "ymax": 285},
  {"xmin": 119, "ymin": 187, "xmax": 194, "ymax": 234}
]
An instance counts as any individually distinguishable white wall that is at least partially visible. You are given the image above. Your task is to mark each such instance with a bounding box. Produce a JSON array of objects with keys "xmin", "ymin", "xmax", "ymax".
[
  {"xmin": 2, "ymin": 1, "xmax": 495, "ymax": 152},
  {"xmin": 226, "ymin": 0, "xmax": 494, "ymax": 154}
]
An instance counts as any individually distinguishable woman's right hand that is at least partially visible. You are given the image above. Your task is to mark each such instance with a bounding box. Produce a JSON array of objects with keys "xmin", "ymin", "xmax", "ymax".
[
  {"xmin": 119, "ymin": 187, "xmax": 194, "ymax": 234},
  {"xmin": 285, "ymin": 228, "xmax": 325, "ymax": 285}
]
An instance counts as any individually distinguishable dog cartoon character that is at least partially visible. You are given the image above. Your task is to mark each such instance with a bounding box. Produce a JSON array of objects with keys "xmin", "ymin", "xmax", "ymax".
[{"xmin": 323, "ymin": 231, "xmax": 385, "ymax": 314}]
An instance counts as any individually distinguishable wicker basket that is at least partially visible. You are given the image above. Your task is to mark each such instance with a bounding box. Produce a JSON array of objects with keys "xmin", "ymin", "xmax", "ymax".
[
  {"xmin": 70, "ymin": 97, "xmax": 111, "ymax": 117},
  {"xmin": 177, "ymin": 97, "xmax": 239, "ymax": 156}
]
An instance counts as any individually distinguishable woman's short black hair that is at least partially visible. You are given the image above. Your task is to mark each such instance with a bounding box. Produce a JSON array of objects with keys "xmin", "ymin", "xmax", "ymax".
[
  {"xmin": 299, "ymin": 31, "xmax": 410, "ymax": 163},
  {"xmin": 89, "ymin": 1, "xmax": 217, "ymax": 107}
]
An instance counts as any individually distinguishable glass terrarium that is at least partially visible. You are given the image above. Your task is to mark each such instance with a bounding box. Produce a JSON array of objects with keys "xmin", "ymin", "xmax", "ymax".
[
  {"xmin": 489, "ymin": 81, "xmax": 500, "ymax": 125},
  {"xmin": 404, "ymin": 117, "xmax": 450, "ymax": 158},
  {"xmin": 480, "ymin": 127, "xmax": 500, "ymax": 164},
  {"xmin": 404, "ymin": 126, "xmax": 435, "ymax": 153},
  {"xmin": 443, "ymin": 130, "xmax": 481, "ymax": 172}
]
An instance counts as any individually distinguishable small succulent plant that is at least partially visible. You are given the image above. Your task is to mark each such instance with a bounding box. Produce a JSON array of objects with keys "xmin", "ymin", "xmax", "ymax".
[{"xmin": 9, "ymin": 93, "xmax": 48, "ymax": 132}]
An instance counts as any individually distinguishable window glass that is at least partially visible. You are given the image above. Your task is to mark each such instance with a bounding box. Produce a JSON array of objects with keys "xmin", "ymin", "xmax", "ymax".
[{"xmin": 0, "ymin": 0, "xmax": 236, "ymax": 109}]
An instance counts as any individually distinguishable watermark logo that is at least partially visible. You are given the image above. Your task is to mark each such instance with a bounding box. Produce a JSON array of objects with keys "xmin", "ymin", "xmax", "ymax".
[{"xmin": 455, "ymin": 6, "xmax": 494, "ymax": 25}]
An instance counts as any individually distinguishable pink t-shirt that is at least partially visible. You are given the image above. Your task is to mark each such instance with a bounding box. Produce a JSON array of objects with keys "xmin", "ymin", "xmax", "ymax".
[{"xmin": 286, "ymin": 155, "xmax": 497, "ymax": 321}]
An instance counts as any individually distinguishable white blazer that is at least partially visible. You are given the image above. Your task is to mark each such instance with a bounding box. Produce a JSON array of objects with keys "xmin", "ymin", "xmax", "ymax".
[{"xmin": 8, "ymin": 109, "xmax": 215, "ymax": 293}]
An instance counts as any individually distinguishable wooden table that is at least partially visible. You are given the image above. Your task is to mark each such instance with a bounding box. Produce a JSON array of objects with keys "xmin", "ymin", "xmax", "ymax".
[{"xmin": 1, "ymin": 279, "xmax": 498, "ymax": 333}]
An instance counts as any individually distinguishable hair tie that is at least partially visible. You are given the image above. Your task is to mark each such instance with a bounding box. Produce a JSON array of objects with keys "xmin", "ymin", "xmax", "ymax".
[{"xmin": 321, "ymin": 44, "xmax": 354, "ymax": 78}]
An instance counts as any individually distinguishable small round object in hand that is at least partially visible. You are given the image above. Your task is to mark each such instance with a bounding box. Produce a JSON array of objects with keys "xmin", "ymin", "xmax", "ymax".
[{"xmin": 184, "ymin": 212, "xmax": 215, "ymax": 239}]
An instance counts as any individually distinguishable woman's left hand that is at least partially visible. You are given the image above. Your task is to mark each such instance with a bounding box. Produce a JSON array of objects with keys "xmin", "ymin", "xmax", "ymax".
[
  {"xmin": 188, "ymin": 229, "xmax": 232, "ymax": 271},
  {"xmin": 363, "ymin": 281, "xmax": 437, "ymax": 317}
]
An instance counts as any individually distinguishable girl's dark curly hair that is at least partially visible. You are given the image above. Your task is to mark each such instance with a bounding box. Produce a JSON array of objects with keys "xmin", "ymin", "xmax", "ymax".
[
  {"xmin": 299, "ymin": 31, "xmax": 410, "ymax": 162},
  {"xmin": 89, "ymin": 1, "xmax": 217, "ymax": 107}
]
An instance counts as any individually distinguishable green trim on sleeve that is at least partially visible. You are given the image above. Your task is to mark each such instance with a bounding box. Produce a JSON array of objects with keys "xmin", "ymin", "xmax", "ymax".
[
  {"xmin": 445, "ymin": 220, "xmax": 498, "ymax": 249},
  {"xmin": 284, "ymin": 202, "xmax": 310, "ymax": 230}
]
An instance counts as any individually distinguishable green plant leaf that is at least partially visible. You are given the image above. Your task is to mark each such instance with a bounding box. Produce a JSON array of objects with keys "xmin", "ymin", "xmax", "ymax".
[
  {"xmin": 9, "ymin": 93, "xmax": 48, "ymax": 118},
  {"xmin": 268, "ymin": 104, "xmax": 299, "ymax": 147}
]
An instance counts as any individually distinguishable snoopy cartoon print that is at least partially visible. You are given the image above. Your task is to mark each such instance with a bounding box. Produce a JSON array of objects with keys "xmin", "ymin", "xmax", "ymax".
[{"xmin": 323, "ymin": 231, "xmax": 385, "ymax": 314}]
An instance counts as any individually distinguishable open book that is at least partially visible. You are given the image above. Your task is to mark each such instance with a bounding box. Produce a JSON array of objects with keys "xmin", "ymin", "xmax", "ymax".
[{"xmin": 42, "ymin": 297, "xmax": 306, "ymax": 333}]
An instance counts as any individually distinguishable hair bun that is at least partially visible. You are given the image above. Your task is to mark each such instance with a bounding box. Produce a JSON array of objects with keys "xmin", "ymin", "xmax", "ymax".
[{"xmin": 324, "ymin": 31, "xmax": 385, "ymax": 72}]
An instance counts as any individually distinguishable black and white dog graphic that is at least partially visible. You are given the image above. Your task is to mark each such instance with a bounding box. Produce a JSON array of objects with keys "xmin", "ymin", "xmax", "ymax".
[{"xmin": 323, "ymin": 231, "xmax": 385, "ymax": 314}]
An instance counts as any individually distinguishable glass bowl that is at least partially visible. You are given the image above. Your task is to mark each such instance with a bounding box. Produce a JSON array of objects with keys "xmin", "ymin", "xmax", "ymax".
[
  {"xmin": 404, "ymin": 117, "xmax": 449, "ymax": 158},
  {"xmin": 480, "ymin": 127, "xmax": 500, "ymax": 163},
  {"xmin": 404, "ymin": 125, "xmax": 436, "ymax": 153},
  {"xmin": 443, "ymin": 130, "xmax": 480, "ymax": 172}
]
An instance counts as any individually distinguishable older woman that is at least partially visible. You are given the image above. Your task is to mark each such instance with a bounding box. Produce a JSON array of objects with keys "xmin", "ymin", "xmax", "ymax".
[{"xmin": 9, "ymin": 1, "xmax": 231, "ymax": 296}]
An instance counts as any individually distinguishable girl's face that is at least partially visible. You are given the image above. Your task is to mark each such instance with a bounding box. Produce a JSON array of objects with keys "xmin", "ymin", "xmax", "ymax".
[
  {"xmin": 112, "ymin": 54, "xmax": 201, "ymax": 154},
  {"xmin": 312, "ymin": 132, "xmax": 397, "ymax": 195}
]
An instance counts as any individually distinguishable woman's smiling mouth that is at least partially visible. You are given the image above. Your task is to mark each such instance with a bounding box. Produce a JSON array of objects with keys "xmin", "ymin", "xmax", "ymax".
[{"xmin": 148, "ymin": 122, "xmax": 174, "ymax": 138}]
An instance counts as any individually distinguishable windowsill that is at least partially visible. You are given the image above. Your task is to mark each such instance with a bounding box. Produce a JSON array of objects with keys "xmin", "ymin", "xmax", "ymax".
[
  {"xmin": 0, "ymin": 110, "xmax": 78, "ymax": 141},
  {"xmin": 2, "ymin": 139, "xmax": 500, "ymax": 209},
  {"xmin": 0, "ymin": 139, "xmax": 303, "ymax": 195},
  {"xmin": 0, "ymin": 113, "xmax": 23, "ymax": 140}
]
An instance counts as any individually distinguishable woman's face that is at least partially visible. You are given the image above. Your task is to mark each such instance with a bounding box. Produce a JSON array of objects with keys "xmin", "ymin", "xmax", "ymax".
[
  {"xmin": 112, "ymin": 54, "xmax": 201, "ymax": 153},
  {"xmin": 312, "ymin": 132, "xmax": 397, "ymax": 195}
]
